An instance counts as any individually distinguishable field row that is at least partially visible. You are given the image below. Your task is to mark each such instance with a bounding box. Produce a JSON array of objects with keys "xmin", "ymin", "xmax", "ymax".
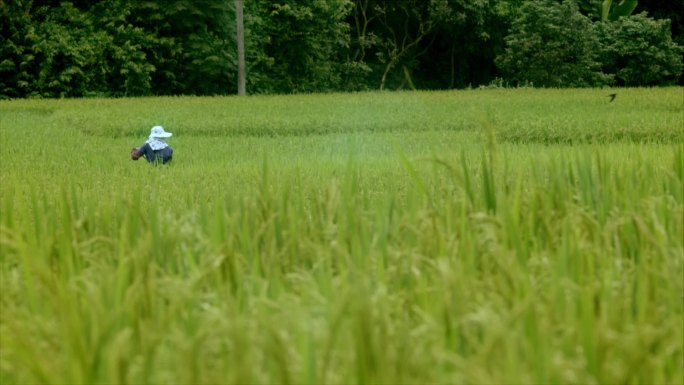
[{"xmin": 0, "ymin": 89, "xmax": 682, "ymax": 384}]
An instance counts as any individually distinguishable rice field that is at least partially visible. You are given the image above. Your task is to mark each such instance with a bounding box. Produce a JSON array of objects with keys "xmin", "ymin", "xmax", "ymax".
[{"xmin": 0, "ymin": 88, "xmax": 683, "ymax": 384}]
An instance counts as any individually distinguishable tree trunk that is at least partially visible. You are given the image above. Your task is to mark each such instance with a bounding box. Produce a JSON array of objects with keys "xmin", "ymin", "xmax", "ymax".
[
  {"xmin": 380, "ymin": 58, "xmax": 397, "ymax": 90},
  {"xmin": 403, "ymin": 66, "xmax": 416, "ymax": 90},
  {"xmin": 449, "ymin": 41, "xmax": 455, "ymax": 89},
  {"xmin": 236, "ymin": 0, "xmax": 246, "ymax": 96}
]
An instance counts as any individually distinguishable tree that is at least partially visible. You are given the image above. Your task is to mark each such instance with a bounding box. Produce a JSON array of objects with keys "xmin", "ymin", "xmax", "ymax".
[
  {"xmin": 600, "ymin": 0, "xmax": 638, "ymax": 21},
  {"xmin": 576, "ymin": 0, "xmax": 683, "ymax": 85},
  {"xmin": 0, "ymin": 0, "xmax": 237, "ymax": 98},
  {"xmin": 373, "ymin": 0, "xmax": 449, "ymax": 90},
  {"xmin": 573, "ymin": 0, "xmax": 638, "ymax": 21},
  {"xmin": 342, "ymin": 0, "xmax": 379, "ymax": 90},
  {"xmin": 343, "ymin": 0, "xmax": 526, "ymax": 90},
  {"xmin": 246, "ymin": 0, "xmax": 353, "ymax": 93},
  {"xmin": 496, "ymin": 0, "xmax": 611, "ymax": 87},
  {"xmin": 236, "ymin": 0, "xmax": 246, "ymax": 95},
  {"xmin": 417, "ymin": 0, "xmax": 525, "ymax": 89},
  {"xmin": 131, "ymin": 0, "xmax": 236, "ymax": 95},
  {"xmin": 0, "ymin": 0, "xmax": 35, "ymax": 98},
  {"xmin": 597, "ymin": 12, "xmax": 683, "ymax": 85},
  {"xmin": 1, "ymin": 0, "xmax": 157, "ymax": 98},
  {"xmin": 637, "ymin": 0, "xmax": 684, "ymax": 82}
]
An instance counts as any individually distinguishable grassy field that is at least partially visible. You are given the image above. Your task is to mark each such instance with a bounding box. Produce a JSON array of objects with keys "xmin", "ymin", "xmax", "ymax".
[{"xmin": 0, "ymin": 88, "xmax": 682, "ymax": 384}]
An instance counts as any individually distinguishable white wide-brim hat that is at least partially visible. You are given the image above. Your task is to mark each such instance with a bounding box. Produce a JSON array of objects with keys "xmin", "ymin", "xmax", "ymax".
[{"xmin": 149, "ymin": 125, "xmax": 172, "ymax": 139}]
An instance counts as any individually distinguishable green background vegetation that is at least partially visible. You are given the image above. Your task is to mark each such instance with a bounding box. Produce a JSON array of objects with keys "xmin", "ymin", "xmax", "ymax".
[
  {"xmin": 1, "ymin": 0, "xmax": 682, "ymax": 98},
  {"xmin": 1, "ymin": 88, "xmax": 682, "ymax": 383}
]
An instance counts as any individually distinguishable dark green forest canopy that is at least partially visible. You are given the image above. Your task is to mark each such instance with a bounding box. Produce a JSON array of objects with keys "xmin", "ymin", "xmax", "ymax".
[{"xmin": 1, "ymin": 0, "xmax": 682, "ymax": 98}]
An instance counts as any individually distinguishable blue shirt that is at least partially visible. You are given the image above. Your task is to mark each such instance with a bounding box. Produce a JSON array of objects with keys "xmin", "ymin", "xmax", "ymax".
[{"xmin": 138, "ymin": 142, "xmax": 173, "ymax": 164}]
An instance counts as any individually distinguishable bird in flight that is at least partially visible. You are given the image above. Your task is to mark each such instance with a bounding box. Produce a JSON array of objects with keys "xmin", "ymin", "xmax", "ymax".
[{"xmin": 608, "ymin": 93, "xmax": 617, "ymax": 102}]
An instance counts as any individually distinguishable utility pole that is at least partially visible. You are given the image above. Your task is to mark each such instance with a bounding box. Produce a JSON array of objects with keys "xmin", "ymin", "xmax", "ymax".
[{"xmin": 236, "ymin": 0, "xmax": 246, "ymax": 95}]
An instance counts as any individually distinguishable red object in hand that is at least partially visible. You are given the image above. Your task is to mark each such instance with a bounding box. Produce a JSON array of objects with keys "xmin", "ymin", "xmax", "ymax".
[{"xmin": 131, "ymin": 147, "xmax": 141, "ymax": 160}]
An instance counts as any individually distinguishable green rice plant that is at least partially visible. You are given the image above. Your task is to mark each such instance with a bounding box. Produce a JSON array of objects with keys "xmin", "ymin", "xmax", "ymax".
[{"xmin": 0, "ymin": 89, "xmax": 682, "ymax": 384}]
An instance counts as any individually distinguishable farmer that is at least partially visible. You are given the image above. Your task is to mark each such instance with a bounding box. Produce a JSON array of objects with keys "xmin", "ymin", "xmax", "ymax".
[{"xmin": 131, "ymin": 126, "xmax": 173, "ymax": 164}]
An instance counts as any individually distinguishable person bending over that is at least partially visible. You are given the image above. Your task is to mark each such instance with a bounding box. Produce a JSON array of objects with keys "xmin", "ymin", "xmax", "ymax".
[{"xmin": 131, "ymin": 126, "xmax": 173, "ymax": 164}]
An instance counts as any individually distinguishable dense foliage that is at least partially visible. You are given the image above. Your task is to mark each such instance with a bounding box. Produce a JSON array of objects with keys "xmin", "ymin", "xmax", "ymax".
[
  {"xmin": 247, "ymin": 0, "xmax": 352, "ymax": 93},
  {"xmin": 496, "ymin": 0, "xmax": 610, "ymax": 87},
  {"xmin": 0, "ymin": 0, "xmax": 682, "ymax": 97},
  {"xmin": 597, "ymin": 13, "xmax": 684, "ymax": 86}
]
